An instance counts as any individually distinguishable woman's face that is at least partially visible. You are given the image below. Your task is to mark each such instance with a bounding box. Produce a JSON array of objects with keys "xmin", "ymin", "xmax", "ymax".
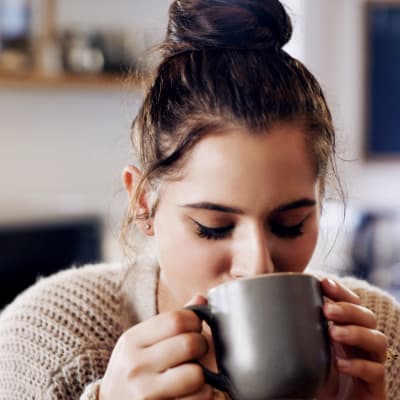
[{"xmin": 151, "ymin": 124, "xmax": 321, "ymax": 311}]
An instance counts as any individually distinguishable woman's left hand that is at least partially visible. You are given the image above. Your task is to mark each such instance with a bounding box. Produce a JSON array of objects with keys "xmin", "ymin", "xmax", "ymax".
[{"xmin": 317, "ymin": 278, "xmax": 388, "ymax": 400}]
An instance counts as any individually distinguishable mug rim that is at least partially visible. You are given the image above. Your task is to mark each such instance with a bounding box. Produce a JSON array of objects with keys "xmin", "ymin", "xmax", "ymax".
[{"xmin": 208, "ymin": 272, "xmax": 319, "ymax": 295}]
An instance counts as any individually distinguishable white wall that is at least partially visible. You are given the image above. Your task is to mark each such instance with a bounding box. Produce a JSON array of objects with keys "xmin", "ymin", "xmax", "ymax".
[
  {"xmin": 1, "ymin": 1, "xmax": 172, "ymax": 259},
  {"xmin": 0, "ymin": 87, "xmax": 142, "ymax": 259},
  {"xmin": 1, "ymin": 1, "xmax": 172, "ymax": 218},
  {"xmin": 302, "ymin": 0, "xmax": 400, "ymax": 210}
]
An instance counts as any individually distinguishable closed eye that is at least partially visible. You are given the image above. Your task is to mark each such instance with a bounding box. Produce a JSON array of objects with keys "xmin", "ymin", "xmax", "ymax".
[
  {"xmin": 269, "ymin": 220, "xmax": 305, "ymax": 239},
  {"xmin": 191, "ymin": 219, "xmax": 234, "ymax": 240}
]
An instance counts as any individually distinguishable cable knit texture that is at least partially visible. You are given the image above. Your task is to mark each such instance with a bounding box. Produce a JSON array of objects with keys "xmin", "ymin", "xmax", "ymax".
[
  {"xmin": 0, "ymin": 261, "xmax": 158, "ymax": 400},
  {"xmin": 331, "ymin": 274, "xmax": 400, "ymax": 393},
  {"xmin": 0, "ymin": 262, "xmax": 398, "ymax": 399}
]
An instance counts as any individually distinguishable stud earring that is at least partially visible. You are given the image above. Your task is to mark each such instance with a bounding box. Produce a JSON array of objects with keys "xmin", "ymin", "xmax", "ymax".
[{"xmin": 145, "ymin": 223, "xmax": 151, "ymax": 230}]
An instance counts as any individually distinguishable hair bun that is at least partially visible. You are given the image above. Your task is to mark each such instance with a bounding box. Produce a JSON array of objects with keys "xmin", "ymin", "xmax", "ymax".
[{"xmin": 165, "ymin": 0, "xmax": 292, "ymax": 53}]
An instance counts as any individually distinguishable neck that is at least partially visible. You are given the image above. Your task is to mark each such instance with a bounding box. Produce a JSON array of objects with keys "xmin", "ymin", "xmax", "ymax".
[{"xmin": 156, "ymin": 273, "xmax": 179, "ymax": 313}]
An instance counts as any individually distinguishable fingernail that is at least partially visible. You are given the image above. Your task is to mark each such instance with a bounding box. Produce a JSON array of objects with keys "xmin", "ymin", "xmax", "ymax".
[
  {"xmin": 185, "ymin": 294, "xmax": 207, "ymax": 306},
  {"xmin": 326, "ymin": 279, "xmax": 337, "ymax": 289},
  {"xmin": 326, "ymin": 303, "xmax": 342, "ymax": 316},
  {"xmin": 336, "ymin": 357, "xmax": 351, "ymax": 369}
]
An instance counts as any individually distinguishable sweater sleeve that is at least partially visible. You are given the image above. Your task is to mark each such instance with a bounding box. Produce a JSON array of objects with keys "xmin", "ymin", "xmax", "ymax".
[
  {"xmin": 43, "ymin": 349, "xmax": 110, "ymax": 399},
  {"xmin": 323, "ymin": 273, "xmax": 400, "ymax": 400},
  {"xmin": 0, "ymin": 264, "xmax": 125, "ymax": 400},
  {"xmin": 339, "ymin": 277, "xmax": 400, "ymax": 399}
]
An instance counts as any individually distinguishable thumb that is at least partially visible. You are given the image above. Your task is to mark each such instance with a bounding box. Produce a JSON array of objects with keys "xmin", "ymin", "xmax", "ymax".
[{"xmin": 185, "ymin": 293, "xmax": 208, "ymax": 307}]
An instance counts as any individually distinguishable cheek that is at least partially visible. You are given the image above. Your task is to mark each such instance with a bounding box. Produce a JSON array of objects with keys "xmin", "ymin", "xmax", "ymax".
[
  {"xmin": 274, "ymin": 229, "xmax": 319, "ymax": 273},
  {"xmin": 154, "ymin": 214, "xmax": 230, "ymax": 290}
]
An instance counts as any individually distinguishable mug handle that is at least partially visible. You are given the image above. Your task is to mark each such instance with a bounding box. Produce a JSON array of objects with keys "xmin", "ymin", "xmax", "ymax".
[{"xmin": 185, "ymin": 304, "xmax": 232, "ymax": 395}]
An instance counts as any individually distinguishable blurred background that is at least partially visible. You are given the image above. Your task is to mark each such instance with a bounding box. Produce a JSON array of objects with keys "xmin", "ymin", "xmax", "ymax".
[{"xmin": 1, "ymin": 0, "xmax": 400, "ymax": 308}]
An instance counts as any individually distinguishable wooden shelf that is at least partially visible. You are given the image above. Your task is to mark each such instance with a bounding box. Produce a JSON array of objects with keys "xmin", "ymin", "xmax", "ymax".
[
  {"xmin": 0, "ymin": 1, "xmax": 152, "ymax": 91},
  {"xmin": 0, "ymin": 72, "xmax": 147, "ymax": 90}
]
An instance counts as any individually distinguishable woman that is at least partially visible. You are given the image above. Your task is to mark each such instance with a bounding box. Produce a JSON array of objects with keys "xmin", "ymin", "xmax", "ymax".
[{"xmin": 0, "ymin": 0, "xmax": 398, "ymax": 399}]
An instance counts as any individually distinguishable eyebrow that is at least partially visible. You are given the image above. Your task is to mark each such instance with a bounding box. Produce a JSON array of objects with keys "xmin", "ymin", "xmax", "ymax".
[
  {"xmin": 180, "ymin": 198, "xmax": 316, "ymax": 214},
  {"xmin": 179, "ymin": 202, "xmax": 244, "ymax": 214},
  {"xmin": 275, "ymin": 198, "xmax": 317, "ymax": 212}
]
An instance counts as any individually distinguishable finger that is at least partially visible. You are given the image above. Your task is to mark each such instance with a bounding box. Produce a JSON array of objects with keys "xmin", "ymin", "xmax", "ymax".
[
  {"xmin": 127, "ymin": 310, "xmax": 203, "ymax": 347},
  {"xmin": 324, "ymin": 302, "xmax": 377, "ymax": 329},
  {"xmin": 178, "ymin": 384, "xmax": 214, "ymax": 400},
  {"xmin": 145, "ymin": 332, "xmax": 209, "ymax": 372},
  {"xmin": 330, "ymin": 325, "xmax": 388, "ymax": 362},
  {"xmin": 336, "ymin": 357, "xmax": 386, "ymax": 393},
  {"xmin": 157, "ymin": 363, "xmax": 205, "ymax": 398},
  {"xmin": 212, "ymin": 389, "xmax": 228, "ymax": 399},
  {"xmin": 185, "ymin": 294, "xmax": 208, "ymax": 306},
  {"xmin": 321, "ymin": 278, "xmax": 361, "ymax": 305},
  {"xmin": 126, "ymin": 365, "xmax": 208, "ymax": 400}
]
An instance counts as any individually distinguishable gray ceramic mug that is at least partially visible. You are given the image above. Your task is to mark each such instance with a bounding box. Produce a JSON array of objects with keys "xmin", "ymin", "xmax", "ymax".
[{"xmin": 187, "ymin": 273, "xmax": 331, "ymax": 400}]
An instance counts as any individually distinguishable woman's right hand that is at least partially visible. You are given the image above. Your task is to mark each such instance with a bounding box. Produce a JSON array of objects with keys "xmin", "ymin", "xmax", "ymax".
[{"xmin": 99, "ymin": 299, "xmax": 216, "ymax": 399}]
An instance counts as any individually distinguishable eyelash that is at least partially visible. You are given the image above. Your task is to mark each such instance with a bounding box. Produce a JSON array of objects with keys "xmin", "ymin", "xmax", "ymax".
[
  {"xmin": 194, "ymin": 221, "xmax": 234, "ymax": 240},
  {"xmin": 193, "ymin": 220, "xmax": 306, "ymax": 240},
  {"xmin": 270, "ymin": 221, "xmax": 305, "ymax": 239}
]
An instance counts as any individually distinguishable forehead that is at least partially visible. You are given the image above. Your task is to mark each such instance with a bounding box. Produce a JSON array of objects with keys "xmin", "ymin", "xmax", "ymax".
[{"xmin": 161, "ymin": 124, "xmax": 318, "ymax": 210}]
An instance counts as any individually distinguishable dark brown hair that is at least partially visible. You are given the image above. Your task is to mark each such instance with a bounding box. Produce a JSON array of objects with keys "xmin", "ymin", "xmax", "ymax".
[{"xmin": 123, "ymin": 0, "xmax": 338, "ymax": 245}]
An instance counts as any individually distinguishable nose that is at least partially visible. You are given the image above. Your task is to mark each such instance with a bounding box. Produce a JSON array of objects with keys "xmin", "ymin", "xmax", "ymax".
[{"xmin": 230, "ymin": 224, "xmax": 274, "ymax": 278}]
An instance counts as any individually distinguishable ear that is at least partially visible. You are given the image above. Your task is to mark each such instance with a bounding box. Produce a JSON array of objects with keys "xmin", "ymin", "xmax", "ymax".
[{"xmin": 122, "ymin": 165, "xmax": 154, "ymax": 236}]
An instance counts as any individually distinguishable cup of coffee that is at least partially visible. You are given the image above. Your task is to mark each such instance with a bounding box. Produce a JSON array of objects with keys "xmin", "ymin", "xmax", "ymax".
[{"xmin": 187, "ymin": 273, "xmax": 331, "ymax": 400}]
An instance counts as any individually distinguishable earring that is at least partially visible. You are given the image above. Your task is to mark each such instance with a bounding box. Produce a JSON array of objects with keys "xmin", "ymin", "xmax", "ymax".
[{"xmin": 145, "ymin": 223, "xmax": 151, "ymax": 231}]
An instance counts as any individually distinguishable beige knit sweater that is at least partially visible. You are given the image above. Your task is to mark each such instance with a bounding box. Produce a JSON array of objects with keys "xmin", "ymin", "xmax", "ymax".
[{"xmin": 0, "ymin": 261, "xmax": 399, "ymax": 399}]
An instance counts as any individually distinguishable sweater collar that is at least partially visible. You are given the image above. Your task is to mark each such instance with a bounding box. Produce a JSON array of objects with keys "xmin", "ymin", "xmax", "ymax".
[{"xmin": 120, "ymin": 256, "xmax": 159, "ymax": 329}]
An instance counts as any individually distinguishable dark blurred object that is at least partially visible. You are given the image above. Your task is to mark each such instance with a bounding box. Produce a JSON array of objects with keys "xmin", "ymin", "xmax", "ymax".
[
  {"xmin": 61, "ymin": 29, "xmax": 136, "ymax": 75},
  {"xmin": 365, "ymin": 2, "xmax": 400, "ymax": 158},
  {"xmin": 351, "ymin": 210, "xmax": 400, "ymax": 299},
  {"xmin": 351, "ymin": 212, "xmax": 382, "ymax": 280},
  {"xmin": 0, "ymin": 0, "xmax": 32, "ymax": 73},
  {"xmin": 0, "ymin": 217, "xmax": 102, "ymax": 310}
]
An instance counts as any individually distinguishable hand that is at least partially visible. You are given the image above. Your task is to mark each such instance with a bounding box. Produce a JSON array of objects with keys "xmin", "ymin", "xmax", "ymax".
[
  {"xmin": 317, "ymin": 278, "xmax": 387, "ymax": 400},
  {"xmin": 99, "ymin": 295, "xmax": 218, "ymax": 400}
]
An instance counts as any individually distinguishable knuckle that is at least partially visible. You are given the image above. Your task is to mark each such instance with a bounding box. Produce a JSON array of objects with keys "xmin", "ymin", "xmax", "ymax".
[
  {"xmin": 203, "ymin": 384, "xmax": 214, "ymax": 399},
  {"xmin": 129, "ymin": 357, "xmax": 145, "ymax": 377},
  {"xmin": 179, "ymin": 364, "xmax": 206, "ymax": 395},
  {"xmin": 131, "ymin": 380, "xmax": 154, "ymax": 400},
  {"xmin": 115, "ymin": 335, "xmax": 145, "ymax": 377},
  {"xmin": 167, "ymin": 311, "xmax": 188, "ymax": 335},
  {"xmin": 117, "ymin": 328, "xmax": 139, "ymax": 352},
  {"xmin": 181, "ymin": 333, "xmax": 204, "ymax": 359},
  {"xmin": 193, "ymin": 384, "xmax": 214, "ymax": 400},
  {"xmin": 115, "ymin": 332, "xmax": 141, "ymax": 365},
  {"xmin": 190, "ymin": 363, "xmax": 206, "ymax": 386}
]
